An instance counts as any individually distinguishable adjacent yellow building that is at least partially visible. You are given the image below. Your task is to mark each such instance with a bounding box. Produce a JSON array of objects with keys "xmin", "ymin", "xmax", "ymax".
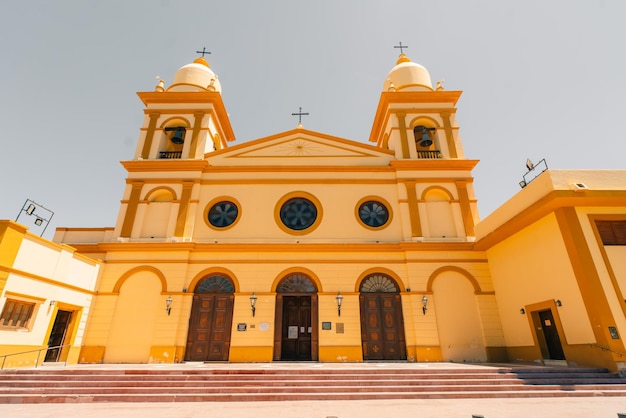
[
  {"xmin": 0, "ymin": 221, "xmax": 100, "ymax": 368},
  {"xmin": 4, "ymin": 52, "xmax": 624, "ymax": 373}
]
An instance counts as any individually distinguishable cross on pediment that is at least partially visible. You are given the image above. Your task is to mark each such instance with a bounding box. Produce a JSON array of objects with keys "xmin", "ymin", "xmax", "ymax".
[{"xmin": 291, "ymin": 107, "xmax": 309, "ymax": 125}]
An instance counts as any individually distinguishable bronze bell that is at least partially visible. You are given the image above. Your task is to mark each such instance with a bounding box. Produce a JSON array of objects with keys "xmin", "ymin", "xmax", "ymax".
[
  {"xmin": 165, "ymin": 127, "xmax": 186, "ymax": 144},
  {"xmin": 414, "ymin": 126, "xmax": 433, "ymax": 147}
]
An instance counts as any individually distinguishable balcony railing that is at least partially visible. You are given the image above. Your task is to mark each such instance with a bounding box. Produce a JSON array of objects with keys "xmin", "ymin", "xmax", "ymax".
[
  {"xmin": 417, "ymin": 150, "xmax": 442, "ymax": 159},
  {"xmin": 159, "ymin": 151, "xmax": 182, "ymax": 159}
]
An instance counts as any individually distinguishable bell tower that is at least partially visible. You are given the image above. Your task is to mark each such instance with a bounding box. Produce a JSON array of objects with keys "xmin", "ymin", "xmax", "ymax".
[
  {"xmin": 134, "ymin": 55, "xmax": 235, "ymax": 160},
  {"xmin": 369, "ymin": 49, "xmax": 479, "ymax": 240},
  {"xmin": 114, "ymin": 54, "xmax": 235, "ymax": 241},
  {"xmin": 369, "ymin": 52, "xmax": 464, "ymax": 160}
]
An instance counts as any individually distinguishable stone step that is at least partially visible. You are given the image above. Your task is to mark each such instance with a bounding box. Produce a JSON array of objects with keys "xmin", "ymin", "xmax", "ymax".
[
  {"xmin": 2, "ymin": 382, "xmax": 626, "ymax": 394},
  {"xmin": 0, "ymin": 365, "xmax": 610, "ymax": 377},
  {"xmin": 1, "ymin": 364, "xmax": 625, "ymax": 404},
  {"xmin": 3, "ymin": 377, "xmax": 626, "ymax": 387},
  {"xmin": 2, "ymin": 389, "xmax": 626, "ymax": 404},
  {"xmin": 1, "ymin": 370, "xmax": 619, "ymax": 379}
]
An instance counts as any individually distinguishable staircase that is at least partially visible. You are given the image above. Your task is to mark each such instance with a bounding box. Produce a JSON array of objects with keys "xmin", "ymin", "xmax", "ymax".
[{"xmin": 1, "ymin": 363, "xmax": 626, "ymax": 404}]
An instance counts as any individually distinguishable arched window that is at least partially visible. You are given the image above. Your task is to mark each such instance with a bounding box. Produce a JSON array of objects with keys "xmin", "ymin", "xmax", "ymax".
[
  {"xmin": 195, "ymin": 275, "xmax": 235, "ymax": 293},
  {"xmin": 277, "ymin": 273, "xmax": 317, "ymax": 293},
  {"xmin": 359, "ymin": 274, "xmax": 399, "ymax": 293}
]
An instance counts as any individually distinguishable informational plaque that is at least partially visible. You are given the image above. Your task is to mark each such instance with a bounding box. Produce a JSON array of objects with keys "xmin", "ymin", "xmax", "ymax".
[{"xmin": 288, "ymin": 326, "xmax": 298, "ymax": 339}]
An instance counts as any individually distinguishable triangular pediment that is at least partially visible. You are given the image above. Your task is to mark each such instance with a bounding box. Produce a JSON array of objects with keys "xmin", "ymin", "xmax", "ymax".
[{"xmin": 207, "ymin": 128, "xmax": 395, "ymax": 167}]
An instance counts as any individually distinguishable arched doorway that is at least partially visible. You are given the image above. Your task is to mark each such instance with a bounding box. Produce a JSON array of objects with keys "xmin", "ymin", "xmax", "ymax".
[
  {"xmin": 185, "ymin": 274, "xmax": 235, "ymax": 362},
  {"xmin": 105, "ymin": 270, "xmax": 161, "ymax": 363},
  {"xmin": 432, "ymin": 272, "xmax": 487, "ymax": 362},
  {"xmin": 359, "ymin": 273, "xmax": 407, "ymax": 361},
  {"xmin": 273, "ymin": 273, "xmax": 318, "ymax": 361}
]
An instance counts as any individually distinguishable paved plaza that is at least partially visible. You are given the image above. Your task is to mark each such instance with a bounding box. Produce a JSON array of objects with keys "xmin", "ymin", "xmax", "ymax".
[{"xmin": 2, "ymin": 397, "xmax": 626, "ymax": 418}]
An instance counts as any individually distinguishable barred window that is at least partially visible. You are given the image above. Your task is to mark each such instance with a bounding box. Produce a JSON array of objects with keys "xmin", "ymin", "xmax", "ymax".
[
  {"xmin": 596, "ymin": 220, "xmax": 626, "ymax": 245},
  {"xmin": 0, "ymin": 299, "xmax": 35, "ymax": 329}
]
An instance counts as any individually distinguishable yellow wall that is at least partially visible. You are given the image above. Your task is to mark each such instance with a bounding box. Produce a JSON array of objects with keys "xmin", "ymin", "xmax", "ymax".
[
  {"xmin": 486, "ymin": 213, "xmax": 595, "ymax": 348},
  {"xmin": 74, "ymin": 248, "xmax": 504, "ymax": 365},
  {"xmin": 432, "ymin": 272, "xmax": 487, "ymax": 362},
  {"xmin": 104, "ymin": 270, "xmax": 162, "ymax": 363},
  {"xmin": 0, "ymin": 221, "xmax": 27, "ymax": 296},
  {"xmin": 605, "ymin": 247, "xmax": 626, "ymax": 296}
]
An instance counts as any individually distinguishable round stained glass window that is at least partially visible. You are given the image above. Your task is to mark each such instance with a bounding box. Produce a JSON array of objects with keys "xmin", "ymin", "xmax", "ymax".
[
  {"xmin": 280, "ymin": 197, "xmax": 318, "ymax": 231},
  {"xmin": 358, "ymin": 200, "xmax": 389, "ymax": 228},
  {"xmin": 208, "ymin": 201, "xmax": 239, "ymax": 228}
]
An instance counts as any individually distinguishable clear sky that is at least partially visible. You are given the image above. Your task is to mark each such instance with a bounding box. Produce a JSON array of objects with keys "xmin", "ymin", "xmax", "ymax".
[{"xmin": 1, "ymin": 1, "xmax": 625, "ymax": 239}]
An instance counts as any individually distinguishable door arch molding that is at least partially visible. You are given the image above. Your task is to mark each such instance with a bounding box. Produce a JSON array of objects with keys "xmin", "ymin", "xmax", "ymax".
[
  {"xmin": 426, "ymin": 266, "xmax": 483, "ymax": 294},
  {"xmin": 355, "ymin": 267, "xmax": 405, "ymax": 292},
  {"xmin": 271, "ymin": 267, "xmax": 322, "ymax": 293},
  {"xmin": 189, "ymin": 267, "xmax": 240, "ymax": 293}
]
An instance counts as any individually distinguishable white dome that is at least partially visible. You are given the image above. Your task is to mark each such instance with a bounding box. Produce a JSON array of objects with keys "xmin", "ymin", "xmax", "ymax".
[
  {"xmin": 383, "ymin": 54, "xmax": 433, "ymax": 92},
  {"xmin": 167, "ymin": 57, "xmax": 222, "ymax": 93}
]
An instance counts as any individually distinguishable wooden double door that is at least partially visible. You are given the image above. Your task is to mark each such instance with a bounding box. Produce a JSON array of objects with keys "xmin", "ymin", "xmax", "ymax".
[
  {"xmin": 274, "ymin": 294, "xmax": 318, "ymax": 361},
  {"xmin": 185, "ymin": 294, "xmax": 234, "ymax": 362},
  {"xmin": 360, "ymin": 293, "xmax": 406, "ymax": 360}
]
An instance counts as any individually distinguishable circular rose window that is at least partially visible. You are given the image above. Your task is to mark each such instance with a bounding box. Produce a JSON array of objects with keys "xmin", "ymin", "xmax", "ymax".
[
  {"xmin": 279, "ymin": 197, "xmax": 318, "ymax": 231},
  {"xmin": 208, "ymin": 201, "xmax": 239, "ymax": 228},
  {"xmin": 358, "ymin": 200, "xmax": 389, "ymax": 228}
]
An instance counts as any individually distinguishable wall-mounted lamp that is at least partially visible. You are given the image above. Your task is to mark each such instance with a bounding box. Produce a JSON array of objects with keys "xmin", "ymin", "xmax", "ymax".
[
  {"xmin": 165, "ymin": 296, "xmax": 172, "ymax": 316},
  {"xmin": 555, "ymin": 299, "xmax": 562, "ymax": 307},
  {"xmin": 520, "ymin": 308, "xmax": 526, "ymax": 315},
  {"xmin": 49, "ymin": 300, "xmax": 56, "ymax": 307},
  {"xmin": 336, "ymin": 292, "xmax": 343, "ymax": 317},
  {"xmin": 422, "ymin": 295, "xmax": 428, "ymax": 315},
  {"xmin": 250, "ymin": 293, "xmax": 257, "ymax": 317}
]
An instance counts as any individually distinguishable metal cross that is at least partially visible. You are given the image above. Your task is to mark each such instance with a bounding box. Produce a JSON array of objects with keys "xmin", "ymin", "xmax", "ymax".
[
  {"xmin": 291, "ymin": 107, "xmax": 309, "ymax": 124},
  {"xmin": 394, "ymin": 42, "xmax": 408, "ymax": 54},
  {"xmin": 196, "ymin": 47, "xmax": 211, "ymax": 58}
]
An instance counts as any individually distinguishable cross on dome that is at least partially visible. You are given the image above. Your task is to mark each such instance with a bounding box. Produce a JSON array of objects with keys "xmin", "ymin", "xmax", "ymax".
[
  {"xmin": 394, "ymin": 42, "xmax": 408, "ymax": 54},
  {"xmin": 196, "ymin": 47, "xmax": 211, "ymax": 58}
]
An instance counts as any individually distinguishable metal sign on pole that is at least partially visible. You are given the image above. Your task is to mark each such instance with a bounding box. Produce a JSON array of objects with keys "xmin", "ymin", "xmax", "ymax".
[{"xmin": 15, "ymin": 199, "xmax": 54, "ymax": 237}]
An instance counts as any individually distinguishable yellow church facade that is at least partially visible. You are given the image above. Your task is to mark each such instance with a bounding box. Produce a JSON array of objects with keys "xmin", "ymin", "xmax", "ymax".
[{"xmin": 41, "ymin": 53, "xmax": 626, "ymax": 373}]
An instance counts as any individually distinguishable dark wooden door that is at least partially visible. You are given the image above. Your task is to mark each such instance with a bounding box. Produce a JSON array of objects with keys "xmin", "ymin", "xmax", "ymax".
[
  {"xmin": 185, "ymin": 294, "xmax": 234, "ymax": 361},
  {"xmin": 538, "ymin": 310, "xmax": 565, "ymax": 360},
  {"xmin": 280, "ymin": 296, "xmax": 312, "ymax": 361},
  {"xmin": 45, "ymin": 310, "xmax": 72, "ymax": 362},
  {"xmin": 360, "ymin": 293, "xmax": 406, "ymax": 360}
]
